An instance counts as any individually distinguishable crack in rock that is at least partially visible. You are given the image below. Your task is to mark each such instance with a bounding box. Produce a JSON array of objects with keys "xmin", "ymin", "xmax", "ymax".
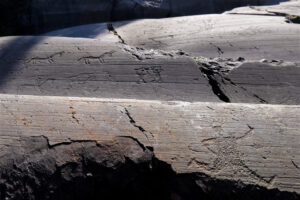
[
  {"xmin": 112, "ymin": 41, "xmax": 270, "ymax": 104},
  {"xmin": 229, "ymin": 6, "xmax": 300, "ymax": 24},
  {"xmin": 39, "ymin": 135, "xmax": 98, "ymax": 148},
  {"xmin": 193, "ymin": 56, "xmax": 270, "ymax": 103},
  {"xmin": 104, "ymin": 24, "xmax": 270, "ymax": 105},
  {"xmin": 235, "ymin": 125, "xmax": 254, "ymax": 140},
  {"xmin": 266, "ymin": 11, "xmax": 300, "ymax": 24},
  {"xmin": 69, "ymin": 101, "xmax": 94, "ymax": 136},
  {"xmin": 107, "ymin": 23, "xmax": 126, "ymax": 44},
  {"xmin": 291, "ymin": 160, "xmax": 300, "ymax": 170},
  {"xmin": 286, "ymin": 15, "xmax": 300, "ymax": 24},
  {"xmin": 123, "ymin": 44, "xmax": 187, "ymax": 60},
  {"xmin": 117, "ymin": 135, "xmax": 154, "ymax": 151},
  {"xmin": 123, "ymin": 108, "xmax": 154, "ymax": 140},
  {"xmin": 107, "ymin": 23, "xmax": 188, "ymax": 61},
  {"xmin": 209, "ymin": 42, "xmax": 224, "ymax": 56},
  {"xmin": 223, "ymin": 76, "xmax": 268, "ymax": 103},
  {"xmin": 194, "ymin": 57, "xmax": 235, "ymax": 103},
  {"xmin": 194, "ymin": 56, "xmax": 244, "ymax": 75}
]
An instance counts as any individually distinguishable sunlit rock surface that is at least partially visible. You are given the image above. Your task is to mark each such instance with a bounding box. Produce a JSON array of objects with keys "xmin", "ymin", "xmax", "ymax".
[
  {"xmin": 0, "ymin": 1, "xmax": 300, "ymax": 199},
  {"xmin": 1, "ymin": 1, "xmax": 299, "ymax": 104}
]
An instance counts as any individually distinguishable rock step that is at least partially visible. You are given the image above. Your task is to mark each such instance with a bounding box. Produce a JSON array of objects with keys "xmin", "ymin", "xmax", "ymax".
[
  {"xmin": 0, "ymin": 94, "xmax": 299, "ymax": 194},
  {"xmin": 0, "ymin": 34, "xmax": 299, "ymax": 104}
]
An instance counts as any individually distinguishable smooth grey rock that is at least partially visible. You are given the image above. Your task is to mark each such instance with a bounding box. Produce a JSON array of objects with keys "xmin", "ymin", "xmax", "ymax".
[
  {"xmin": 1, "ymin": 33, "xmax": 299, "ymax": 104},
  {"xmin": 114, "ymin": 13, "xmax": 300, "ymax": 62},
  {"xmin": 2, "ymin": 2, "xmax": 299, "ymax": 104},
  {"xmin": 0, "ymin": 36, "xmax": 220, "ymax": 103}
]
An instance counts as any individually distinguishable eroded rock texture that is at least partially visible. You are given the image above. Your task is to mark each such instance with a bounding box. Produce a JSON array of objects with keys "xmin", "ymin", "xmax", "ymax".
[
  {"xmin": 0, "ymin": 94, "xmax": 300, "ymax": 198},
  {"xmin": 0, "ymin": 0, "xmax": 299, "ymax": 199},
  {"xmin": 0, "ymin": 136, "xmax": 299, "ymax": 200}
]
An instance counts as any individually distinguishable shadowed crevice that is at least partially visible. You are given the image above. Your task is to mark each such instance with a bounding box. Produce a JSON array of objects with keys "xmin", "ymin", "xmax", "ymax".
[{"xmin": 0, "ymin": 136, "xmax": 298, "ymax": 200}]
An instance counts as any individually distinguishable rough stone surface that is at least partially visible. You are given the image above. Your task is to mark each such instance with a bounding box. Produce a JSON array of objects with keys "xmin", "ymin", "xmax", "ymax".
[
  {"xmin": 0, "ymin": 94, "xmax": 300, "ymax": 199},
  {"xmin": 0, "ymin": 1, "xmax": 299, "ymax": 199}
]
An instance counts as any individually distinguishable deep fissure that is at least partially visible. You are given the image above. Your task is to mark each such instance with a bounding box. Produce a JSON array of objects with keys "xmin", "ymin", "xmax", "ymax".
[
  {"xmin": 197, "ymin": 64, "xmax": 231, "ymax": 103},
  {"xmin": 107, "ymin": 23, "xmax": 126, "ymax": 44},
  {"xmin": 124, "ymin": 108, "xmax": 154, "ymax": 139}
]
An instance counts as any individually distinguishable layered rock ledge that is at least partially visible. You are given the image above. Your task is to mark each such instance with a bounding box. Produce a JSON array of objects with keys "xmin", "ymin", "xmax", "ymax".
[
  {"xmin": 0, "ymin": 1, "xmax": 299, "ymax": 199},
  {"xmin": 0, "ymin": 94, "xmax": 300, "ymax": 199}
]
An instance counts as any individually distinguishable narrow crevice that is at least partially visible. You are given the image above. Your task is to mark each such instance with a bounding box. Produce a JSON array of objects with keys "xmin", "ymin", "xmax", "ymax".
[
  {"xmin": 253, "ymin": 94, "xmax": 268, "ymax": 103},
  {"xmin": 117, "ymin": 136, "xmax": 147, "ymax": 151},
  {"xmin": 269, "ymin": 9, "xmax": 299, "ymax": 24},
  {"xmin": 123, "ymin": 108, "xmax": 154, "ymax": 139},
  {"xmin": 266, "ymin": 11, "xmax": 300, "ymax": 24},
  {"xmin": 209, "ymin": 42, "xmax": 224, "ymax": 56},
  {"xmin": 124, "ymin": 108, "xmax": 146, "ymax": 133},
  {"xmin": 228, "ymin": 8, "xmax": 300, "ymax": 24},
  {"xmin": 38, "ymin": 135, "xmax": 98, "ymax": 149},
  {"xmin": 223, "ymin": 77, "xmax": 268, "ymax": 103},
  {"xmin": 122, "ymin": 44, "xmax": 186, "ymax": 61},
  {"xmin": 107, "ymin": 23, "xmax": 126, "ymax": 44},
  {"xmin": 193, "ymin": 57, "xmax": 270, "ymax": 104},
  {"xmin": 198, "ymin": 64, "xmax": 231, "ymax": 103},
  {"xmin": 235, "ymin": 125, "xmax": 254, "ymax": 140},
  {"xmin": 228, "ymin": 12, "xmax": 276, "ymax": 16},
  {"xmin": 291, "ymin": 160, "xmax": 299, "ymax": 170},
  {"xmin": 285, "ymin": 15, "xmax": 300, "ymax": 24},
  {"xmin": 123, "ymin": 47, "xmax": 144, "ymax": 60}
]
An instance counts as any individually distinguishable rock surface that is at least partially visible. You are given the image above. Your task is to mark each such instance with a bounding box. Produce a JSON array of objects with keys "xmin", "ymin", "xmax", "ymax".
[
  {"xmin": 0, "ymin": 94, "xmax": 300, "ymax": 199},
  {"xmin": 1, "ymin": 2, "xmax": 300, "ymax": 104},
  {"xmin": 0, "ymin": 1, "xmax": 300, "ymax": 199}
]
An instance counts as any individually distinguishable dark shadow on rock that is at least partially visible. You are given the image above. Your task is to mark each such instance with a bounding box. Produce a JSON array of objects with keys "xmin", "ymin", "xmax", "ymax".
[
  {"xmin": 0, "ymin": 19, "xmax": 133, "ymax": 88},
  {"xmin": 43, "ymin": 21, "xmax": 129, "ymax": 39},
  {"xmin": 0, "ymin": 36, "xmax": 44, "ymax": 89},
  {"xmin": 0, "ymin": 136, "xmax": 299, "ymax": 200},
  {"xmin": 0, "ymin": 19, "xmax": 132, "ymax": 88},
  {"xmin": 0, "ymin": 0, "xmax": 290, "ymax": 36}
]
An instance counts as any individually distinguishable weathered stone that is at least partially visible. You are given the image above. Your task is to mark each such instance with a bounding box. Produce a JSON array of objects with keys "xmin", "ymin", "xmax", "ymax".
[
  {"xmin": 0, "ymin": 94, "xmax": 299, "ymax": 199},
  {"xmin": 1, "ymin": 4, "xmax": 300, "ymax": 104},
  {"xmin": 0, "ymin": 1, "xmax": 299, "ymax": 199}
]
